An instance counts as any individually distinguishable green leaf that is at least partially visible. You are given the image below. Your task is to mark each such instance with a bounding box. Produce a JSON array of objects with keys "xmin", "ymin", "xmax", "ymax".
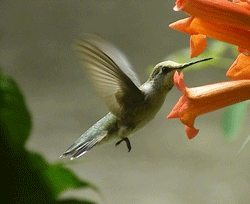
[
  {"xmin": 0, "ymin": 68, "xmax": 32, "ymax": 149},
  {"xmin": 55, "ymin": 199, "xmax": 96, "ymax": 204},
  {"xmin": 0, "ymin": 67, "xmax": 52, "ymax": 203},
  {"xmin": 0, "ymin": 66, "xmax": 98, "ymax": 204},
  {"xmin": 0, "ymin": 69, "xmax": 31, "ymax": 148},
  {"xmin": 45, "ymin": 163, "xmax": 99, "ymax": 197},
  {"xmin": 204, "ymin": 40, "xmax": 231, "ymax": 57},
  {"xmin": 222, "ymin": 102, "xmax": 248, "ymax": 140},
  {"xmin": 28, "ymin": 153, "xmax": 99, "ymax": 199},
  {"xmin": 237, "ymin": 134, "xmax": 250, "ymax": 155}
]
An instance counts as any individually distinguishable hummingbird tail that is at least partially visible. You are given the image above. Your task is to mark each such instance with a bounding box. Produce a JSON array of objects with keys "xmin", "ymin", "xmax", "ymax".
[{"xmin": 60, "ymin": 133, "xmax": 107, "ymax": 160}]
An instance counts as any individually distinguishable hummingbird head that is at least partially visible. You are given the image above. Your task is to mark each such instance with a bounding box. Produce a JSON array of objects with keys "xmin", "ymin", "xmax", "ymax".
[{"xmin": 147, "ymin": 58, "xmax": 212, "ymax": 93}]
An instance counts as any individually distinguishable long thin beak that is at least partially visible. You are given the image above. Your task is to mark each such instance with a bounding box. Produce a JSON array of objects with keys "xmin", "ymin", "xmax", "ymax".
[{"xmin": 180, "ymin": 57, "xmax": 213, "ymax": 69}]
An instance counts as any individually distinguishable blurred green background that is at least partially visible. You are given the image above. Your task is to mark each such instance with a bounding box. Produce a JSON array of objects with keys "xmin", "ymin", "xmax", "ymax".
[{"xmin": 1, "ymin": 0, "xmax": 250, "ymax": 203}]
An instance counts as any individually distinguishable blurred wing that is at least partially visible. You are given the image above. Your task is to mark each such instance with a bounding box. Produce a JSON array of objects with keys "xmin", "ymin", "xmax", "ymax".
[{"xmin": 75, "ymin": 35, "xmax": 144, "ymax": 117}]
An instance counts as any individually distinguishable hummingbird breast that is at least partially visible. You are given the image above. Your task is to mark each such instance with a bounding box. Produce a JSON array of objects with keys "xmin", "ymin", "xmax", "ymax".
[
  {"xmin": 103, "ymin": 84, "xmax": 169, "ymax": 143},
  {"xmin": 118, "ymin": 92, "xmax": 167, "ymax": 133}
]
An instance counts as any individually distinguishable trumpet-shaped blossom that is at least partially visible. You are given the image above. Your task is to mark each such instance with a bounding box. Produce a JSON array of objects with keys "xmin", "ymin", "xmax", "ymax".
[
  {"xmin": 174, "ymin": 0, "xmax": 250, "ymax": 30},
  {"xmin": 170, "ymin": 0, "xmax": 250, "ymax": 57},
  {"xmin": 169, "ymin": 0, "xmax": 250, "ymax": 139},
  {"xmin": 169, "ymin": 17, "xmax": 250, "ymax": 52},
  {"xmin": 167, "ymin": 71, "xmax": 250, "ymax": 139},
  {"xmin": 226, "ymin": 53, "xmax": 250, "ymax": 80}
]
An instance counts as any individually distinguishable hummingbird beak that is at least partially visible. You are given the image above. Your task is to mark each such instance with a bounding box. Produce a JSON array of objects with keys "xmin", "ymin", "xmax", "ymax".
[{"xmin": 179, "ymin": 57, "xmax": 213, "ymax": 69}]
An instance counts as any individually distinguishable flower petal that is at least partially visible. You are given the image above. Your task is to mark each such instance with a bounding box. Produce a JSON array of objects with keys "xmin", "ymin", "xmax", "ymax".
[
  {"xmin": 226, "ymin": 53, "xmax": 250, "ymax": 80},
  {"xmin": 237, "ymin": 47, "xmax": 250, "ymax": 54},
  {"xmin": 174, "ymin": 0, "xmax": 250, "ymax": 30},
  {"xmin": 190, "ymin": 34, "xmax": 207, "ymax": 58},
  {"xmin": 169, "ymin": 17, "xmax": 250, "ymax": 51},
  {"xmin": 167, "ymin": 95, "xmax": 187, "ymax": 118},
  {"xmin": 185, "ymin": 125, "xmax": 199, "ymax": 139},
  {"xmin": 173, "ymin": 71, "xmax": 186, "ymax": 94}
]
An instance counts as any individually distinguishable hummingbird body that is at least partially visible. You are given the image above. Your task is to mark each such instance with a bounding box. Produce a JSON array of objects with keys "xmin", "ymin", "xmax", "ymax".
[
  {"xmin": 60, "ymin": 35, "xmax": 212, "ymax": 159},
  {"xmin": 62, "ymin": 82, "xmax": 169, "ymax": 159}
]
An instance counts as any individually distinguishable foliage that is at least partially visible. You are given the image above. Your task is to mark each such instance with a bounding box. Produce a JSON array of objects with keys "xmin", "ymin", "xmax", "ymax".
[
  {"xmin": 222, "ymin": 102, "xmax": 248, "ymax": 140},
  {"xmin": 0, "ymin": 67, "xmax": 98, "ymax": 204}
]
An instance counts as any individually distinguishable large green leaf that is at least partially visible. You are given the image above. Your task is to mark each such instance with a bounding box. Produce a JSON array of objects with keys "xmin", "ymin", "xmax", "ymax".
[
  {"xmin": 0, "ymin": 67, "xmax": 98, "ymax": 204},
  {"xmin": 0, "ymin": 66, "xmax": 52, "ymax": 203},
  {"xmin": 28, "ymin": 153, "xmax": 99, "ymax": 199},
  {"xmin": 222, "ymin": 102, "xmax": 248, "ymax": 140},
  {"xmin": 0, "ymin": 68, "xmax": 32, "ymax": 150}
]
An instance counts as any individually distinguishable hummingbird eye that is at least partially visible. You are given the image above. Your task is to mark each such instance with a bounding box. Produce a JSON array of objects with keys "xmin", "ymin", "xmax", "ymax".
[{"xmin": 161, "ymin": 66, "xmax": 171, "ymax": 74}]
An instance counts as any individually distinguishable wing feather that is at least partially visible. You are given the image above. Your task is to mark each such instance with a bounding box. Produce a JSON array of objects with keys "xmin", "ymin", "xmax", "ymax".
[{"xmin": 75, "ymin": 35, "xmax": 144, "ymax": 117}]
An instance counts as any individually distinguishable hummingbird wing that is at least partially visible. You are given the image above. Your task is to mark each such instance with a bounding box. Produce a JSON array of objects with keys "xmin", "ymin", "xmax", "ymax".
[{"xmin": 75, "ymin": 35, "xmax": 145, "ymax": 117}]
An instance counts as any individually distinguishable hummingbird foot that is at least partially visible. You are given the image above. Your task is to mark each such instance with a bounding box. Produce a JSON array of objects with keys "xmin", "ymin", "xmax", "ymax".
[{"xmin": 115, "ymin": 137, "xmax": 131, "ymax": 152}]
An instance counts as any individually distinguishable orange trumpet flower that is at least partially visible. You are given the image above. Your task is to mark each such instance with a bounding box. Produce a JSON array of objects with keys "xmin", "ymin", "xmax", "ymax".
[
  {"xmin": 167, "ymin": 71, "xmax": 250, "ymax": 139},
  {"xmin": 170, "ymin": 0, "xmax": 250, "ymax": 57},
  {"xmin": 169, "ymin": 17, "xmax": 250, "ymax": 52},
  {"xmin": 174, "ymin": 0, "xmax": 250, "ymax": 30}
]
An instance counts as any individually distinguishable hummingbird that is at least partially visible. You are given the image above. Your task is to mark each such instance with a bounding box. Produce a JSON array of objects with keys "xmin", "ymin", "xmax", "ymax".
[{"xmin": 60, "ymin": 35, "xmax": 212, "ymax": 160}]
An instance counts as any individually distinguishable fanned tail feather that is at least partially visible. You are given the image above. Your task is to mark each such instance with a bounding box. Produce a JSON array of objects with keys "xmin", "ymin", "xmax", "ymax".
[{"xmin": 60, "ymin": 133, "xmax": 106, "ymax": 160}]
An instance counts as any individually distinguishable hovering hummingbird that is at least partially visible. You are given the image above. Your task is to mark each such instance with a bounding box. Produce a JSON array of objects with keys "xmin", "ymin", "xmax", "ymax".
[{"xmin": 60, "ymin": 35, "xmax": 212, "ymax": 160}]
